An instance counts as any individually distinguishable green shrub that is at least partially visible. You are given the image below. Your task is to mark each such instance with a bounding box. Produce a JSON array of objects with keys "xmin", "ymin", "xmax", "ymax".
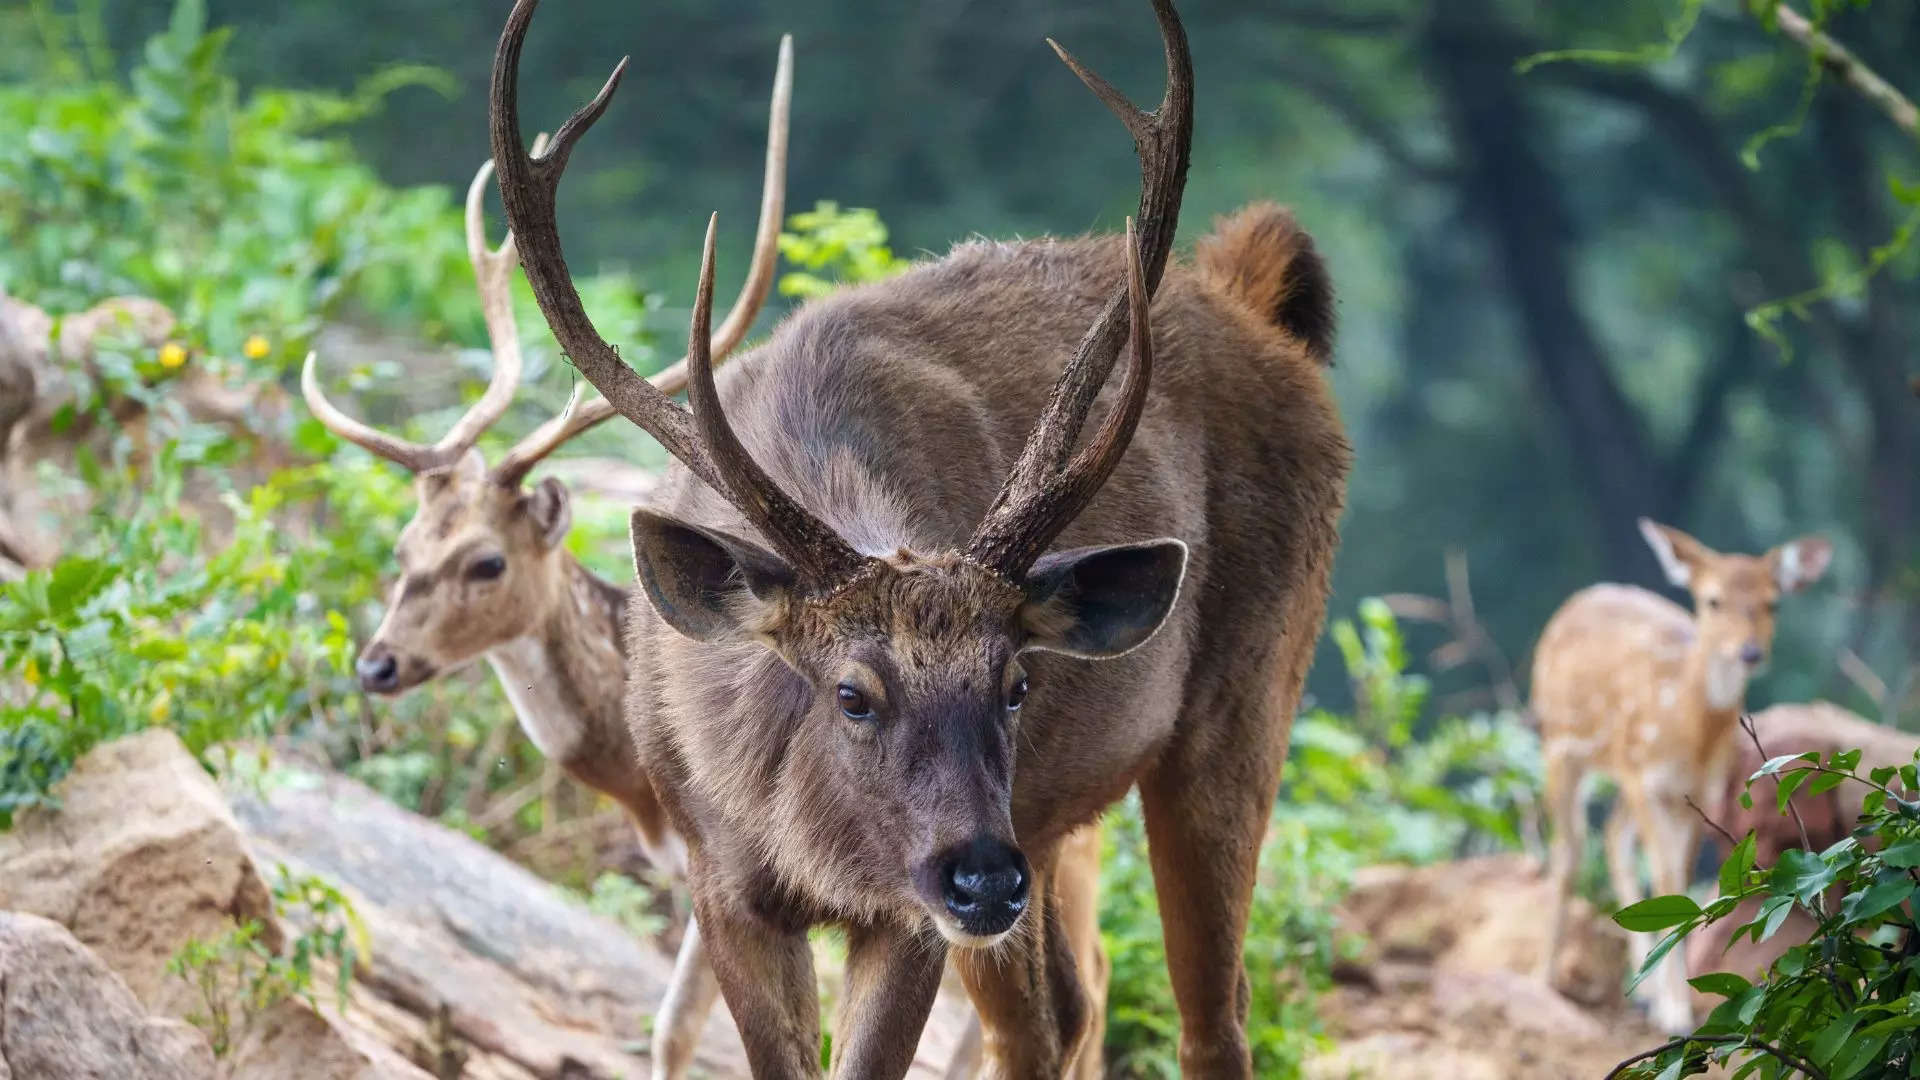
[{"xmin": 1611, "ymin": 739, "xmax": 1920, "ymax": 1079}]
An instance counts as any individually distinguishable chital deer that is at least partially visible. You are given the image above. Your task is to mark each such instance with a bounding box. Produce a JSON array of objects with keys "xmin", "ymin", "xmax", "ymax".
[
  {"xmin": 1534, "ymin": 519, "xmax": 1832, "ymax": 1034},
  {"xmin": 490, "ymin": 0, "xmax": 1348, "ymax": 1075},
  {"xmin": 302, "ymin": 39, "xmax": 792, "ymax": 1079}
]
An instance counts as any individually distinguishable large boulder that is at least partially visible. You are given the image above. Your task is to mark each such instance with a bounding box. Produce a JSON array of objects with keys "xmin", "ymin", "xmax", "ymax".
[
  {"xmin": 0, "ymin": 727, "xmax": 278, "ymax": 1017},
  {"xmin": 0, "ymin": 910, "xmax": 215, "ymax": 1080},
  {"xmin": 231, "ymin": 755, "xmax": 978, "ymax": 1079}
]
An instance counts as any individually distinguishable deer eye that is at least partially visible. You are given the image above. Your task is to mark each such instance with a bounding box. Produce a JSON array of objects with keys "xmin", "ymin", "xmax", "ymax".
[
  {"xmin": 837, "ymin": 684, "xmax": 874, "ymax": 721},
  {"xmin": 467, "ymin": 554, "xmax": 507, "ymax": 581},
  {"xmin": 1007, "ymin": 677, "xmax": 1029, "ymax": 712}
]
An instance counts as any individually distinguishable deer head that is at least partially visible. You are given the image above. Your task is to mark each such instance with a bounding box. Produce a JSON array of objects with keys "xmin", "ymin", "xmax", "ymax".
[
  {"xmin": 491, "ymin": 0, "xmax": 1191, "ymax": 943},
  {"xmin": 1638, "ymin": 517, "xmax": 1833, "ymax": 709},
  {"xmin": 305, "ymin": 40, "xmax": 791, "ymax": 695}
]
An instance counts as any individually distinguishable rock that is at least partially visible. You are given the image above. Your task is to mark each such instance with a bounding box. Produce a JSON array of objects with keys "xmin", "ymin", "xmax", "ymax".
[
  {"xmin": 0, "ymin": 910, "xmax": 215, "ymax": 1080},
  {"xmin": 1340, "ymin": 854, "xmax": 1625, "ymax": 1005},
  {"xmin": 224, "ymin": 998, "xmax": 433, "ymax": 1080},
  {"xmin": 0, "ymin": 727, "xmax": 279, "ymax": 1018},
  {"xmin": 231, "ymin": 754, "xmax": 977, "ymax": 1079},
  {"xmin": 1313, "ymin": 855, "xmax": 1663, "ymax": 1080}
]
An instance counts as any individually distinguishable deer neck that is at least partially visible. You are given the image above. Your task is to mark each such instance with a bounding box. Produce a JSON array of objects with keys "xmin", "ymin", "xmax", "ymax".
[
  {"xmin": 483, "ymin": 553, "xmax": 634, "ymax": 784},
  {"xmin": 1681, "ymin": 634, "xmax": 1749, "ymax": 730}
]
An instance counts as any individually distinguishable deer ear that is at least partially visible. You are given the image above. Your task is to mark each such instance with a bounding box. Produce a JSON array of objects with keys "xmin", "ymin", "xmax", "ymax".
[
  {"xmin": 1020, "ymin": 539, "xmax": 1188, "ymax": 660},
  {"xmin": 630, "ymin": 508, "xmax": 796, "ymax": 643},
  {"xmin": 523, "ymin": 477, "xmax": 572, "ymax": 550},
  {"xmin": 1770, "ymin": 536, "xmax": 1832, "ymax": 594},
  {"xmin": 1638, "ymin": 518, "xmax": 1710, "ymax": 588}
]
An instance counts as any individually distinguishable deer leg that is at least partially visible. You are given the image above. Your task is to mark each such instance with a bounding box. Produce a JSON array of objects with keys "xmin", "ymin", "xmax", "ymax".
[
  {"xmin": 1053, "ymin": 822, "xmax": 1108, "ymax": 1080},
  {"xmin": 826, "ymin": 921, "xmax": 946, "ymax": 1080},
  {"xmin": 1538, "ymin": 746, "xmax": 1588, "ymax": 988},
  {"xmin": 1135, "ymin": 714, "xmax": 1287, "ymax": 1080},
  {"xmin": 950, "ymin": 846, "xmax": 1089, "ymax": 1080},
  {"xmin": 1603, "ymin": 806, "xmax": 1649, "ymax": 974},
  {"xmin": 691, "ymin": 887, "xmax": 822, "ymax": 1080},
  {"xmin": 1636, "ymin": 794, "xmax": 1699, "ymax": 1035},
  {"xmin": 650, "ymin": 916, "xmax": 721, "ymax": 1080}
]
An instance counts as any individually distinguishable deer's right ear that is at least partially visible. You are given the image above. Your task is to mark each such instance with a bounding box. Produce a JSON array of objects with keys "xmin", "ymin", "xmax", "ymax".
[
  {"xmin": 1638, "ymin": 518, "xmax": 1709, "ymax": 588},
  {"xmin": 629, "ymin": 508, "xmax": 796, "ymax": 643}
]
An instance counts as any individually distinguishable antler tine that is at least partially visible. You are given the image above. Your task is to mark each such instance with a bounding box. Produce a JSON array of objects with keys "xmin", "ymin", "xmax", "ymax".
[
  {"xmin": 431, "ymin": 152, "xmax": 537, "ymax": 462},
  {"xmin": 302, "ymin": 351, "xmax": 445, "ymax": 472},
  {"xmin": 684, "ymin": 214, "xmax": 870, "ymax": 586},
  {"xmin": 966, "ymin": 0, "xmax": 1193, "ymax": 579},
  {"xmin": 490, "ymin": 36, "xmax": 794, "ymax": 489},
  {"xmin": 489, "ymin": 0, "xmax": 718, "ymax": 491}
]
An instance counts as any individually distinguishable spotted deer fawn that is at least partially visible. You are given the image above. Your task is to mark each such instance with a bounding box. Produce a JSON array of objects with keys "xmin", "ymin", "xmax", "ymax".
[
  {"xmin": 490, "ymin": 0, "xmax": 1348, "ymax": 1074},
  {"xmin": 1534, "ymin": 518, "xmax": 1832, "ymax": 1033},
  {"xmin": 302, "ymin": 39, "xmax": 791, "ymax": 1079}
]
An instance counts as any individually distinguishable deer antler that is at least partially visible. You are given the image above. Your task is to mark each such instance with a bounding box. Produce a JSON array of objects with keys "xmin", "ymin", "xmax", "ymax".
[
  {"xmin": 491, "ymin": 1, "xmax": 868, "ymax": 588},
  {"xmin": 490, "ymin": 34, "xmax": 795, "ymax": 490},
  {"xmin": 303, "ymin": 142, "xmax": 546, "ymax": 473},
  {"xmin": 966, "ymin": 0, "xmax": 1193, "ymax": 579}
]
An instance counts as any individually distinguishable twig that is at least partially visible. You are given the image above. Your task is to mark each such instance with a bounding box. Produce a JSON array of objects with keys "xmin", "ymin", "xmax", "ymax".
[
  {"xmin": 1769, "ymin": 3, "xmax": 1918, "ymax": 139},
  {"xmin": 1743, "ymin": 713, "xmax": 1814, "ymax": 858},
  {"xmin": 1604, "ymin": 1033, "xmax": 1829, "ymax": 1079},
  {"xmin": 1685, "ymin": 794, "xmax": 1737, "ymax": 849}
]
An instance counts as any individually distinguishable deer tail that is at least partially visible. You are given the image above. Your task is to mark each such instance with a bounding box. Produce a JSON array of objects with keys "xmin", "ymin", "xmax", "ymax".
[{"xmin": 1194, "ymin": 202, "xmax": 1335, "ymax": 365}]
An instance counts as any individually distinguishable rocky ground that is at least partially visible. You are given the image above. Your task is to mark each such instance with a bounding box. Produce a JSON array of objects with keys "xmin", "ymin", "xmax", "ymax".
[
  {"xmin": 0, "ymin": 729, "xmax": 970, "ymax": 1079},
  {"xmin": 1, "ymin": 729, "xmax": 1671, "ymax": 1079},
  {"xmin": 1306, "ymin": 856, "xmax": 1669, "ymax": 1079}
]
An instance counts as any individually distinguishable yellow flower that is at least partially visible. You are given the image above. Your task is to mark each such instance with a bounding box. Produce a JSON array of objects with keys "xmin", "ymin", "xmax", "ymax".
[
  {"xmin": 21, "ymin": 658, "xmax": 38, "ymax": 686},
  {"xmin": 243, "ymin": 334, "xmax": 271, "ymax": 360},
  {"xmin": 158, "ymin": 342, "xmax": 187, "ymax": 369},
  {"xmin": 148, "ymin": 689, "xmax": 172, "ymax": 724}
]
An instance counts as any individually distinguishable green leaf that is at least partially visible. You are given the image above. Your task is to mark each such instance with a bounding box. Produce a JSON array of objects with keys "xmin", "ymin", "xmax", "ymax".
[
  {"xmin": 1719, "ymin": 832, "xmax": 1757, "ymax": 895},
  {"xmin": 1614, "ymin": 894, "xmax": 1703, "ymax": 932},
  {"xmin": 1626, "ymin": 927, "xmax": 1689, "ymax": 995},
  {"xmin": 1771, "ymin": 849, "xmax": 1836, "ymax": 903},
  {"xmin": 1688, "ymin": 972, "xmax": 1752, "ymax": 999},
  {"xmin": 1755, "ymin": 751, "xmax": 1818, "ymax": 778},
  {"xmin": 1811, "ymin": 1012, "xmax": 1861, "ymax": 1066},
  {"xmin": 1776, "ymin": 766, "xmax": 1812, "ymax": 811},
  {"xmin": 1840, "ymin": 873, "xmax": 1913, "ymax": 925},
  {"xmin": 1880, "ymin": 838, "xmax": 1920, "ymax": 868},
  {"xmin": 1807, "ymin": 769, "xmax": 1847, "ymax": 796},
  {"xmin": 1832, "ymin": 1030, "xmax": 1888, "ymax": 1079},
  {"xmin": 1755, "ymin": 895, "xmax": 1796, "ymax": 944}
]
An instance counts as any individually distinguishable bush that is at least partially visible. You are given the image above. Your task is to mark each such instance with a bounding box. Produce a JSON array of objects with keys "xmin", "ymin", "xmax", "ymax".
[{"xmin": 1611, "ymin": 739, "xmax": 1920, "ymax": 1079}]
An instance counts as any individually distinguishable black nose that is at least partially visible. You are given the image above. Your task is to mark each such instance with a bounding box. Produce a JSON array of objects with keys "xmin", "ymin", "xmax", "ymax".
[
  {"xmin": 1739, "ymin": 643, "xmax": 1765, "ymax": 666},
  {"xmin": 356, "ymin": 648, "xmax": 400, "ymax": 693},
  {"xmin": 939, "ymin": 837, "xmax": 1029, "ymax": 936}
]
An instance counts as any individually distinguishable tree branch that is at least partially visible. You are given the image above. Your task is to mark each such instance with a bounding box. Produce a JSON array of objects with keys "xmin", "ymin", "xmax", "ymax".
[
  {"xmin": 1770, "ymin": 3, "xmax": 1919, "ymax": 139},
  {"xmin": 1605, "ymin": 1033, "xmax": 1829, "ymax": 1079}
]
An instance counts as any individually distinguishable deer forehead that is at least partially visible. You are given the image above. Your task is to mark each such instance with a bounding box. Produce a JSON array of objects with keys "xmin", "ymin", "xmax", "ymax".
[
  {"xmin": 401, "ymin": 483, "xmax": 521, "ymax": 554},
  {"xmin": 1692, "ymin": 556, "xmax": 1778, "ymax": 602},
  {"xmin": 807, "ymin": 555, "xmax": 1023, "ymax": 661}
]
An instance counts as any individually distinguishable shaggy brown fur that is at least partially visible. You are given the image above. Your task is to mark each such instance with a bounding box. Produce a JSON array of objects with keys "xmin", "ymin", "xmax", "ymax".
[{"xmin": 620, "ymin": 220, "xmax": 1350, "ymax": 1078}]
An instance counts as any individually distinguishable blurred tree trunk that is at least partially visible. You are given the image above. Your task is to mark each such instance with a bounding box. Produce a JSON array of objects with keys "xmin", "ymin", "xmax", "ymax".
[
  {"xmin": 1816, "ymin": 96, "xmax": 1920, "ymax": 653},
  {"xmin": 1422, "ymin": 5, "xmax": 1669, "ymax": 581}
]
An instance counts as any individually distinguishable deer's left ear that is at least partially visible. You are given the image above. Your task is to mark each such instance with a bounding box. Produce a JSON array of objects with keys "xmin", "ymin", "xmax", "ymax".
[
  {"xmin": 1770, "ymin": 536, "xmax": 1833, "ymax": 594},
  {"xmin": 523, "ymin": 477, "xmax": 572, "ymax": 550},
  {"xmin": 1019, "ymin": 539, "xmax": 1188, "ymax": 660}
]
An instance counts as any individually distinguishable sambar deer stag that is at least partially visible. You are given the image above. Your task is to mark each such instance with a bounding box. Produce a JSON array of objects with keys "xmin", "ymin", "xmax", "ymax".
[
  {"xmin": 1533, "ymin": 519, "xmax": 1831, "ymax": 1034},
  {"xmin": 491, "ymin": 0, "xmax": 1349, "ymax": 1074},
  {"xmin": 302, "ymin": 40, "xmax": 791, "ymax": 1076}
]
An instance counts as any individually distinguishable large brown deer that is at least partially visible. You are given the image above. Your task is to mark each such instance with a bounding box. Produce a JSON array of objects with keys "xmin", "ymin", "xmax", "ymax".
[
  {"xmin": 1533, "ymin": 519, "xmax": 1832, "ymax": 1034},
  {"xmin": 301, "ymin": 39, "xmax": 792, "ymax": 1077},
  {"xmin": 489, "ymin": 0, "xmax": 1349, "ymax": 1075}
]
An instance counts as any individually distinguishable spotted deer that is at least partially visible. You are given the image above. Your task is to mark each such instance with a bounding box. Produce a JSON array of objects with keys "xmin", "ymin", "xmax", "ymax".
[
  {"xmin": 1534, "ymin": 519, "xmax": 1832, "ymax": 1034},
  {"xmin": 301, "ymin": 39, "xmax": 792, "ymax": 1078},
  {"xmin": 489, "ymin": 0, "xmax": 1348, "ymax": 1074}
]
